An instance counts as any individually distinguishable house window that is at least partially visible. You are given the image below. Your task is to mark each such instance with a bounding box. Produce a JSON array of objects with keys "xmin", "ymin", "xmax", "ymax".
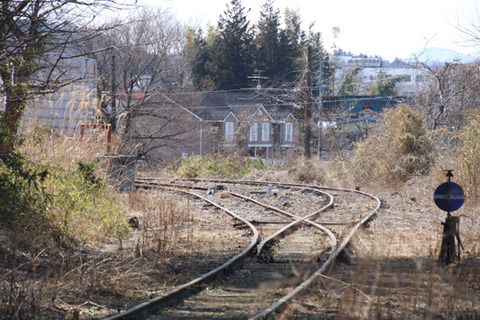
[
  {"xmin": 261, "ymin": 123, "xmax": 269, "ymax": 141},
  {"xmin": 285, "ymin": 123, "xmax": 293, "ymax": 142},
  {"xmin": 250, "ymin": 123, "xmax": 258, "ymax": 142},
  {"xmin": 225, "ymin": 122, "xmax": 234, "ymax": 142}
]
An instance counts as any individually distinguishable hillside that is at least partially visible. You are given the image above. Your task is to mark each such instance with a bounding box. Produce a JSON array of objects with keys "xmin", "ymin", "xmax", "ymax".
[{"xmin": 409, "ymin": 47, "xmax": 478, "ymax": 64}]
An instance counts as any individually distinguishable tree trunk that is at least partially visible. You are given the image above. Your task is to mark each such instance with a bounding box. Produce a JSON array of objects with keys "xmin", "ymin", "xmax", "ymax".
[{"xmin": 0, "ymin": 69, "xmax": 28, "ymax": 152}]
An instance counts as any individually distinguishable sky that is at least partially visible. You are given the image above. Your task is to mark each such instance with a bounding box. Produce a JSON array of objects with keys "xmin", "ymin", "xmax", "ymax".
[{"xmin": 135, "ymin": 0, "xmax": 480, "ymax": 61}]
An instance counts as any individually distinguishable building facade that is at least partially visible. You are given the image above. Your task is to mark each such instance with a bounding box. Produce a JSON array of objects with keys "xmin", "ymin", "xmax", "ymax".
[{"xmin": 126, "ymin": 90, "xmax": 300, "ymax": 161}]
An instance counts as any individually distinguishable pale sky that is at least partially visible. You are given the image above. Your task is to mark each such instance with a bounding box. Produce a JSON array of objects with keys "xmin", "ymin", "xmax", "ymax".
[{"xmin": 136, "ymin": 0, "xmax": 480, "ymax": 61}]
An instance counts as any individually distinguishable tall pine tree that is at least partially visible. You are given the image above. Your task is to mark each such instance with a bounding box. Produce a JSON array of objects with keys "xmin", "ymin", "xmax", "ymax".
[
  {"xmin": 185, "ymin": 27, "xmax": 218, "ymax": 90},
  {"xmin": 278, "ymin": 8, "xmax": 306, "ymax": 82},
  {"xmin": 207, "ymin": 0, "xmax": 253, "ymax": 90},
  {"xmin": 306, "ymin": 27, "xmax": 334, "ymax": 96},
  {"xmin": 184, "ymin": 1, "xmax": 335, "ymax": 91},
  {"xmin": 254, "ymin": 0, "xmax": 281, "ymax": 83}
]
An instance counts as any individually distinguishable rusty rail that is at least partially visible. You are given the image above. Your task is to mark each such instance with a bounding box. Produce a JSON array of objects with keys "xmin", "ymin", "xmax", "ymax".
[
  {"xmin": 103, "ymin": 186, "xmax": 259, "ymax": 320},
  {"xmin": 104, "ymin": 178, "xmax": 379, "ymax": 320}
]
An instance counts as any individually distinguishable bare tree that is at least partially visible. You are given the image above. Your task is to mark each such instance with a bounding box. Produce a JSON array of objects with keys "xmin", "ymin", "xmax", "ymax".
[
  {"xmin": 0, "ymin": 0, "xmax": 124, "ymax": 151},
  {"xmin": 412, "ymin": 10, "xmax": 480, "ymax": 131},
  {"xmin": 87, "ymin": 7, "xmax": 188, "ymax": 159},
  {"xmin": 414, "ymin": 60, "xmax": 480, "ymax": 130},
  {"xmin": 98, "ymin": 8, "xmax": 185, "ymax": 160}
]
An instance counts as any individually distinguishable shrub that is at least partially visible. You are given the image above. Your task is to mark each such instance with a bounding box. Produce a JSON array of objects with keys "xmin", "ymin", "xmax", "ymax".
[
  {"xmin": 169, "ymin": 154, "xmax": 268, "ymax": 179},
  {"xmin": 0, "ymin": 152, "xmax": 51, "ymax": 230},
  {"xmin": 344, "ymin": 104, "xmax": 435, "ymax": 189},
  {"xmin": 129, "ymin": 190, "xmax": 190, "ymax": 255},
  {"xmin": 455, "ymin": 107, "xmax": 480, "ymax": 205},
  {"xmin": 3, "ymin": 123, "xmax": 129, "ymax": 245},
  {"xmin": 46, "ymin": 159, "xmax": 128, "ymax": 243},
  {"xmin": 287, "ymin": 157, "xmax": 329, "ymax": 184}
]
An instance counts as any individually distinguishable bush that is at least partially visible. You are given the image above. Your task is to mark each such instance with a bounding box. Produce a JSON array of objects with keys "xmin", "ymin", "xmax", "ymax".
[
  {"xmin": 1, "ymin": 141, "xmax": 128, "ymax": 245},
  {"xmin": 168, "ymin": 154, "xmax": 268, "ymax": 179},
  {"xmin": 287, "ymin": 157, "xmax": 329, "ymax": 184},
  {"xmin": 344, "ymin": 104, "xmax": 435, "ymax": 189},
  {"xmin": 455, "ymin": 107, "xmax": 480, "ymax": 205},
  {"xmin": 0, "ymin": 152, "xmax": 51, "ymax": 230},
  {"xmin": 46, "ymin": 159, "xmax": 128, "ymax": 243}
]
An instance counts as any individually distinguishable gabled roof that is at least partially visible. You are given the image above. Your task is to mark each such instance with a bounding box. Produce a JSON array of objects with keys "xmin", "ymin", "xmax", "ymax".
[{"xmin": 160, "ymin": 90, "xmax": 297, "ymax": 122}]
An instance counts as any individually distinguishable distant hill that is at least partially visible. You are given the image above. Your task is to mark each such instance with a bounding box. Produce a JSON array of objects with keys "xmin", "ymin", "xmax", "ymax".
[{"xmin": 409, "ymin": 47, "xmax": 478, "ymax": 64}]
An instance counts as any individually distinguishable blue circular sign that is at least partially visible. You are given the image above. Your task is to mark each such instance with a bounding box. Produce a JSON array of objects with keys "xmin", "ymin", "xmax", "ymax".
[{"xmin": 434, "ymin": 182, "xmax": 465, "ymax": 212}]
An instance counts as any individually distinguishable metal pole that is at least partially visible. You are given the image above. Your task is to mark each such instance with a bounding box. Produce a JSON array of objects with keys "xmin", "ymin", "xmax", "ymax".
[
  {"xmin": 317, "ymin": 55, "xmax": 323, "ymax": 159},
  {"xmin": 200, "ymin": 121, "xmax": 203, "ymax": 156},
  {"xmin": 111, "ymin": 55, "xmax": 117, "ymax": 132}
]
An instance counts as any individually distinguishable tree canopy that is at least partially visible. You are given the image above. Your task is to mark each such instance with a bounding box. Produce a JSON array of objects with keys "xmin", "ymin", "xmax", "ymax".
[
  {"xmin": 366, "ymin": 75, "xmax": 402, "ymax": 96},
  {"xmin": 337, "ymin": 66, "xmax": 362, "ymax": 96},
  {"xmin": 205, "ymin": 0, "xmax": 253, "ymax": 90},
  {"xmin": 185, "ymin": 0, "xmax": 333, "ymax": 91}
]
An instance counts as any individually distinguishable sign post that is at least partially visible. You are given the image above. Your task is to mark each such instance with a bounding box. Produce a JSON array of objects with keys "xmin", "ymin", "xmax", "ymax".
[{"xmin": 434, "ymin": 170, "xmax": 464, "ymax": 265}]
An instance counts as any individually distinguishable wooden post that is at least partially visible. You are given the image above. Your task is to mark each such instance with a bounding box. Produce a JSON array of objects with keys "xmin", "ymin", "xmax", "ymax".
[{"xmin": 304, "ymin": 46, "xmax": 313, "ymax": 158}]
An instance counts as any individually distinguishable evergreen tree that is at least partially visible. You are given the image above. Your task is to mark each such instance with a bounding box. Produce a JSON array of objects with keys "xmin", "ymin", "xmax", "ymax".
[
  {"xmin": 366, "ymin": 75, "xmax": 402, "ymax": 96},
  {"xmin": 183, "ymin": 2, "xmax": 334, "ymax": 91},
  {"xmin": 305, "ymin": 26, "xmax": 334, "ymax": 96},
  {"xmin": 185, "ymin": 27, "xmax": 217, "ymax": 90},
  {"xmin": 278, "ymin": 8, "xmax": 306, "ymax": 82},
  {"xmin": 254, "ymin": 0, "xmax": 281, "ymax": 83},
  {"xmin": 338, "ymin": 66, "xmax": 362, "ymax": 96},
  {"xmin": 207, "ymin": 0, "xmax": 253, "ymax": 90}
]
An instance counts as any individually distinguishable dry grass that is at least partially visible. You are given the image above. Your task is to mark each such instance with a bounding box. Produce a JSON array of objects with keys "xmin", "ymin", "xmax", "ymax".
[
  {"xmin": 4, "ymin": 94, "xmax": 480, "ymax": 319},
  {"xmin": 0, "ymin": 188, "xmax": 198, "ymax": 319},
  {"xmin": 0, "ymin": 88, "xmax": 203, "ymax": 319},
  {"xmin": 127, "ymin": 190, "xmax": 193, "ymax": 255}
]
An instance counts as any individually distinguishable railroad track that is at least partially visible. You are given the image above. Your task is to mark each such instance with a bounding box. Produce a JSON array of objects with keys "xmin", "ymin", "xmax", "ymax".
[{"xmin": 103, "ymin": 178, "xmax": 380, "ymax": 320}]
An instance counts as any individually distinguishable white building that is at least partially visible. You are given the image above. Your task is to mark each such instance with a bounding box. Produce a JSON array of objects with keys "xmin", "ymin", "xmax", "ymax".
[{"xmin": 333, "ymin": 54, "xmax": 429, "ymax": 96}]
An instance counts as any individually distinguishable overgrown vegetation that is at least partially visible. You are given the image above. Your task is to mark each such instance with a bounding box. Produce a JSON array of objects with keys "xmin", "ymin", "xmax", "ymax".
[
  {"xmin": 0, "ymin": 152, "xmax": 51, "ymax": 229},
  {"xmin": 337, "ymin": 104, "xmax": 435, "ymax": 189},
  {"xmin": 287, "ymin": 156, "xmax": 330, "ymax": 184},
  {"xmin": 129, "ymin": 190, "xmax": 192, "ymax": 255},
  {"xmin": 167, "ymin": 154, "xmax": 270, "ymax": 179},
  {"xmin": 0, "ymin": 125, "xmax": 132, "ymax": 319},
  {"xmin": 2, "ymin": 126, "xmax": 128, "ymax": 245},
  {"xmin": 454, "ymin": 106, "xmax": 480, "ymax": 206},
  {"xmin": 46, "ymin": 159, "xmax": 128, "ymax": 243}
]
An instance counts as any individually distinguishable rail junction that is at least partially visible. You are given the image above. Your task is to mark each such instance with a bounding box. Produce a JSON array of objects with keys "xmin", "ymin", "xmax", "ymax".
[{"xmin": 103, "ymin": 178, "xmax": 381, "ymax": 320}]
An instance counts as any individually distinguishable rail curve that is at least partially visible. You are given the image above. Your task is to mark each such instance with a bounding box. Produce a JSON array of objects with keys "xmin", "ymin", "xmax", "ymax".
[{"xmin": 102, "ymin": 178, "xmax": 380, "ymax": 320}]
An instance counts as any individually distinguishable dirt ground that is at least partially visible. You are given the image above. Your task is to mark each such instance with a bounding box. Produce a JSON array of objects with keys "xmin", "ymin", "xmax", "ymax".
[
  {"xmin": 285, "ymin": 187, "xmax": 480, "ymax": 319},
  {"xmin": 1, "ymin": 181, "xmax": 480, "ymax": 319}
]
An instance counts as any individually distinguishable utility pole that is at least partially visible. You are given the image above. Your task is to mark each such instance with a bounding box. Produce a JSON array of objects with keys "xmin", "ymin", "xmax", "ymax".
[
  {"xmin": 303, "ymin": 46, "xmax": 313, "ymax": 158},
  {"xmin": 317, "ymin": 55, "xmax": 323, "ymax": 158},
  {"xmin": 110, "ymin": 54, "xmax": 117, "ymax": 132}
]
